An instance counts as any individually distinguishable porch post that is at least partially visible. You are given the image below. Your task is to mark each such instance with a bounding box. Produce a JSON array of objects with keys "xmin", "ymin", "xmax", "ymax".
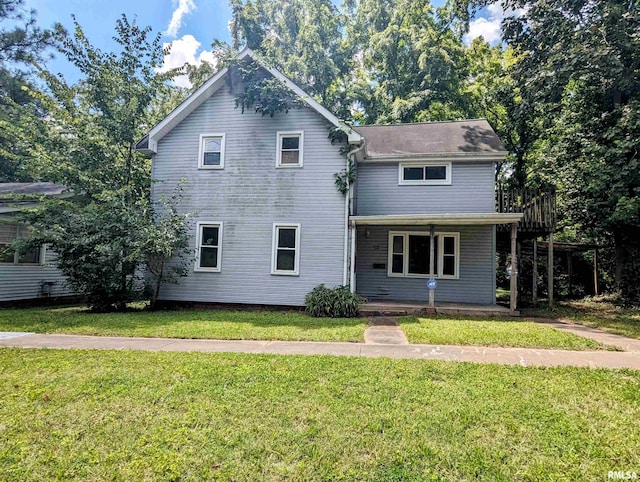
[
  {"xmin": 349, "ymin": 224, "xmax": 356, "ymax": 293},
  {"xmin": 510, "ymin": 222, "xmax": 518, "ymax": 313},
  {"xmin": 429, "ymin": 224, "xmax": 435, "ymax": 308},
  {"xmin": 548, "ymin": 232, "xmax": 554, "ymax": 307},
  {"xmin": 532, "ymin": 238, "xmax": 538, "ymax": 307}
]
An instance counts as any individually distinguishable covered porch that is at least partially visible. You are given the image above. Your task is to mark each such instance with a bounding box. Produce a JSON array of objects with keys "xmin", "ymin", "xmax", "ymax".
[{"xmin": 349, "ymin": 213, "xmax": 523, "ymax": 316}]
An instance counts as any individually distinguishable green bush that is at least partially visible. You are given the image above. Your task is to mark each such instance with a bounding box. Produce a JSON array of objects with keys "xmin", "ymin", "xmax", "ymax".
[{"xmin": 305, "ymin": 284, "xmax": 364, "ymax": 318}]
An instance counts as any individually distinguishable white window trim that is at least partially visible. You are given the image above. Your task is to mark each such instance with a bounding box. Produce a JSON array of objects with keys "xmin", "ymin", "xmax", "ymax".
[
  {"xmin": 398, "ymin": 161, "xmax": 452, "ymax": 185},
  {"xmin": 0, "ymin": 224, "xmax": 45, "ymax": 266},
  {"xmin": 387, "ymin": 231, "xmax": 459, "ymax": 279},
  {"xmin": 276, "ymin": 131, "xmax": 304, "ymax": 168},
  {"xmin": 194, "ymin": 221, "xmax": 223, "ymax": 272},
  {"xmin": 198, "ymin": 133, "xmax": 226, "ymax": 170},
  {"xmin": 271, "ymin": 223, "xmax": 301, "ymax": 276}
]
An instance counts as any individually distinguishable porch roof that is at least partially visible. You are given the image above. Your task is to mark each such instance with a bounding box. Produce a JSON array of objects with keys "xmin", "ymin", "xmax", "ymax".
[{"xmin": 350, "ymin": 213, "xmax": 523, "ymax": 226}]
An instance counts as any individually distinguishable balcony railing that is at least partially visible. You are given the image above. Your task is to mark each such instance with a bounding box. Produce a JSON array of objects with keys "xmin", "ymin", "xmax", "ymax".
[{"xmin": 496, "ymin": 187, "xmax": 556, "ymax": 233}]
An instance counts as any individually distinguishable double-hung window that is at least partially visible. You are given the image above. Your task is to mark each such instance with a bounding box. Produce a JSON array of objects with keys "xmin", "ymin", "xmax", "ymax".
[
  {"xmin": 388, "ymin": 231, "xmax": 459, "ymax": 278},
  {"xmin": 198, "ymin": 134, "xmax": 225, "ymax": 169},
  {"xmin": 0, "ymin": 223, "xmax": 43, "ymax": 265},
  {"xmin": 195, "ymin": 222, "xmax": 223, "ymax": 272},
  {"xmin": 399, "ymin": 162, "xmax": 451, "ymax": 185},
  {"xmin": 276, "ymin": 131, "xmax": 303, "ymax": 167},
  {"xmin": 272, "ymin": 224, "xmax": 300, "ymax": 275}
]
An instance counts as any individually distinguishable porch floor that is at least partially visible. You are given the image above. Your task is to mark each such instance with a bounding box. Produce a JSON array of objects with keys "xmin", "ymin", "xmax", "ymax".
[{"xmin": 360, "ymin": 300, "xmax": 518, "ymax": 317}]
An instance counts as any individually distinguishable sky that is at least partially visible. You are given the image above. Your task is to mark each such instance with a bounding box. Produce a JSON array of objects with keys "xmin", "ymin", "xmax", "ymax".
[{"xmin": 24, "ymin": 0, "xmax": 504, "ymax": 87}]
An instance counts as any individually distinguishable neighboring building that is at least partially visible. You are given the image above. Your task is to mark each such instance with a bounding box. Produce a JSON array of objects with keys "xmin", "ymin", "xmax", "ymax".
[
  {"xmin": 0, "ymin": 182, "xmax": 75, "ymax": 302},
  {"xmin": 137, "ymin": 49, "xmax": 522, "ymax": 311}
]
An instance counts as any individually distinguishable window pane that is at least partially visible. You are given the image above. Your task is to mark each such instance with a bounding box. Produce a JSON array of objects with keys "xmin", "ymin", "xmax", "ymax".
[
  {"xmin": 281, "ymin": 150, "xmax": 300, "ymax": 164},
  {"xmin": 203, "ymin": 152, "xmax": 221, "ymax": 166},
  {"xmin": 0, "ymin": 224, "xmax": 17, "ymax": 244},
  {"xmin": 392, "ymin": 254, "xmax": 403, "ymax": 273},
  {"xmin": 18, "ymin": 247, "xmax": 40, "ymax": 264},
  {"xmin": 205, "ymin": 138, "xmax": 221, "ymax": 152},
  {"xmin": 278, "ymin": 228, "xmax": 296, "ymax": 248},
  {"xmin": 0, "ymin": 245, "xmax": 14, "ymax": 263},
  {"xmin": 281, "ymin": 136, "xmax": 300, "ymax": 150},
  {"xmin": 425, "ymin": 166, "xmax": 447, "ymax": 180},
  {"xmin": 392, "ymin": 235, "xmax": 403, "ymax": 254},
  {"xmin": 443, "ymin": 236, "xmax": 455, "ymax": 255},
  {"xmin": 408, "ymin": 235, "xmax": 430, "ymax": 274},
  {"xmin": 200, "ymin": 247, "xmax": 218, "ymax": 268},
  {"xmin": 277, "ymin": 249, "xmax": 295, "ymax": 271},
  {"xmin": 201, "ymin": 227, "xmax": 219, "ymax": 246},
  {"xmin": 443, "ymin": 256, "xmax": 455, "ymax": 276},
  {"xmin": 403, "ymin": 167, "xmax": 423, "ymax": 181}
]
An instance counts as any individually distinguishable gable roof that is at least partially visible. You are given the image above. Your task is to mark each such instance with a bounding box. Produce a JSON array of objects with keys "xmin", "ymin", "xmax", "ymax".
[
  {"xmin": 354, "ymin": 120, "xmax": 507, "ymax": 161},
  {"xmin": 137, "ymin": 48, "xmax": 362, "ymax": 155}
]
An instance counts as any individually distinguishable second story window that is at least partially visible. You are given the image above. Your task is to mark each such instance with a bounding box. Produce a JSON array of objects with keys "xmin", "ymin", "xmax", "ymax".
[
  {"xmin": 198, "ymin": 134, "xmax": 225, "ymax": 169},
  {"xmin": 276, "ymin": 131, "xmax": 303, "ymax": 167},
  {"xmin": 399, "ymin": 162, "xmax": 451, "ymax": 185}
]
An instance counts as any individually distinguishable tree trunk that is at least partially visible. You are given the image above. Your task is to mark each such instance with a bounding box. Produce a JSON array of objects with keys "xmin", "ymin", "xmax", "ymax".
[{"xmin": 613, "ymin": 226, "xmax": 640, "ymax": 305}]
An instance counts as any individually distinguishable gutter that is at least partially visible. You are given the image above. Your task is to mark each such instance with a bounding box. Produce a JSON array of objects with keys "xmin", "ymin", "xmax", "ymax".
[{"xmin": 343, "ymin": 140, "xmax": 366, "ymax": 287}]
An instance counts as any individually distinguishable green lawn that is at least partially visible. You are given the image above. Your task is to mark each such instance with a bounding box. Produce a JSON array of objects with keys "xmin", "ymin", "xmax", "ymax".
[
  {"xmin": 1, "ymin": 349, "xmax": 639, "ymax": 480},
  {"xmin": 0, "ymin": 306, "xmax": 367, "ymax": 342},
  {"xmin": 527, "ymin": 298, "xmax": 640, "ymax": 340},
  {"xmin": 400, "ymin": 316, "xmax": 611, "ymax": 350}
]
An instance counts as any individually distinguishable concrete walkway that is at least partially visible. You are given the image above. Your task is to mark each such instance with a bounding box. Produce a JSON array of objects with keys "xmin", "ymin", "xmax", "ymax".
[
  {"xmin": 2, "ymin": 332, "xmax": 640, "ymax": 369},
  {"xmin": 364, "ymin": 317, "xmax": 409, "ymax": 345}
]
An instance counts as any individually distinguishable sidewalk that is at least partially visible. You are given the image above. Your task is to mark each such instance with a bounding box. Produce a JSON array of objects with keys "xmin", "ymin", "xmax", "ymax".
[{"xmin": 2, "ymin": 332, "xmax": 640, "ymax": 369}]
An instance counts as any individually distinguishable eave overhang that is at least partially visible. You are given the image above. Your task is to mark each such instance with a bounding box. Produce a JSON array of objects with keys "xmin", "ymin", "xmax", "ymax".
[{"xmin": 350, "ymin": 213, "xmax": 524, "ymax": 226}]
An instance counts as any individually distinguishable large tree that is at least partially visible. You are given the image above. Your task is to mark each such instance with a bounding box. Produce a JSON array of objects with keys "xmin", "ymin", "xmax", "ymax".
[
  {"xmin": 24, "ymin": 16, "xmax": 190, "ymax": 310},
  {"xmin": 0, "ymin": 0, "xmax": 51, "ymax": 182},
  {"xmin": 498, "ymin": 0, "xmax": 640, "ymax": 302}
]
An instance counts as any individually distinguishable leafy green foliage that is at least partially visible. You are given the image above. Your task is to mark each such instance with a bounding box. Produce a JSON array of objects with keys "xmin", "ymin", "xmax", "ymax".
[
  {"xmin": 305, "ymin": 284, "xmax": 364, "ymax": 318},
  {"xmin": 21, "ymin": 16, "xmax": 188, "ymax": 311},
  {"xmin": 334, "ymin": 158, "xmax": 356, "ymax": 196}
]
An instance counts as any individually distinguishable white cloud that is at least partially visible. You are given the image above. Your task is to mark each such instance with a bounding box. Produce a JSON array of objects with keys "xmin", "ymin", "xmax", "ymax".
[
  {"xmin": 463, "ymin": 3, "xmax": 527, "ymax": 46},
  {"xmin": 166, "ymin": 0, "xmax": 196, "ymax": 38},
  {"xmin": 159, "ymin": 34, "xmax": 215, "ymax": 88}
]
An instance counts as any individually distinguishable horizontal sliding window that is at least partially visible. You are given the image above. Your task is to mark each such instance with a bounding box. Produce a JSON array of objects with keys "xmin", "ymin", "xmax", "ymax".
[
  {"xmin": 388, "ymin": 231, "xmax": 458, "ymax": 279},
  {"xmin": 399, "ymin": 162, "xmax": 451, "ymax": 185}
]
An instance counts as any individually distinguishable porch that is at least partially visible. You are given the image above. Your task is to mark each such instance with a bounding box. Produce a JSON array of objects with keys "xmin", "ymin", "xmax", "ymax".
[
  {"xmin": 360, "ymin": 300, "xmax": 516, "ymax": 317},
  {"xmin": 349, "ymin": 213, "xmax": 523, "ymax": 314}
]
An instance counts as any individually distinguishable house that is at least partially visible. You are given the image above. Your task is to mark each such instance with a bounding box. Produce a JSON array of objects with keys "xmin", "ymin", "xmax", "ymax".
[
  {"xmin": 0, "ymin": 182, "xmax": 75, "ymax": 303},
  {"xmin": 137, "ymin": 49, "xmax": 522, "ymax": 312}
]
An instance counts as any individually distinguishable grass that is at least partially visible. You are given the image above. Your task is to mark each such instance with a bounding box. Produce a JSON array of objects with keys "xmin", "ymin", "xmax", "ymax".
[
  {"xmin": 400, "ymin": 316, "xmax": 611, "ymax": 350},
  {"xmin": 526, "ymin": 297, "xmax": 640, "ymax": 340},
  {"xmin": 0, "ymin": 306, "xmax": 367, "ymax": 343},
  {"xmin": 1, "ymin": 348, "xmax": 639, "ymax": 480}
]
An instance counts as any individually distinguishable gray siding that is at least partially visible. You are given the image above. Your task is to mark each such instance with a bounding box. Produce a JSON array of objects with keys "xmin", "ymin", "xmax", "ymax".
[
  {"xmin": 355, "ymin": 161, "xmax": 495, "ymax": 215},
  {"xmin": 152, "ymin": 88, "xmax": 347, "ymax": 306},
  {"xmin": 0, "ymin": 248, "xmax": 74, "ymax": 302},
  {"xmin": 355, "ymin": 224, "xmax": 495, "ymax": 304}
]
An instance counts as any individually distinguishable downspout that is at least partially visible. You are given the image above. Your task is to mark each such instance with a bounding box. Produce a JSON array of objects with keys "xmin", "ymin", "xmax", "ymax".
[{"xmin": 343, "ymin": 140, "xmax": 366, "ymax": 286}]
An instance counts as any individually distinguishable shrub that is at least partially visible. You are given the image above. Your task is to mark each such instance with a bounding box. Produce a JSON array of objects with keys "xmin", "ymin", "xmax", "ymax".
[{"xmin": 305, "ymin": 284, "xmax": 364, "ymax": 318}]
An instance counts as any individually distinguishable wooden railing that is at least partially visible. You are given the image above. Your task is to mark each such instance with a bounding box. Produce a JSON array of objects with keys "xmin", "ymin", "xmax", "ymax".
[{"xmin": 496, "ymin": 187, "xmax": 556, "ymax": 232}]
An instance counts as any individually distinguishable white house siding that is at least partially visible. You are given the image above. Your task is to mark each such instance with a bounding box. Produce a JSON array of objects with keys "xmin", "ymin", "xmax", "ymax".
[
  {"xmin": 151, "ymin": 88, "xmax": 348, "ymax": 306},
  {"xmin": 0, "ymin": 248, "xmax": 74, "ymax": 302},
  {"xmin": 355, "ymin": 161, "xmax": 495, "ymax": 215},
  {"xmin": 355, "ymin": 224, "xmax": 495, "ymax": 304}
]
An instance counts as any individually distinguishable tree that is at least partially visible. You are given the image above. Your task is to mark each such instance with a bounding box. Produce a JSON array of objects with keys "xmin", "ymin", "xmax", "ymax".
[
  {"xmin": 0, "ymin": 0, "xmax": 51, "ymax": 182},
  {"xmin": 24, "ymin": 16, "xmax": 189, "ymax": 311},
  {"xmin": 499, "ymin": 0, "xmax": 640, "ymax": 303}
]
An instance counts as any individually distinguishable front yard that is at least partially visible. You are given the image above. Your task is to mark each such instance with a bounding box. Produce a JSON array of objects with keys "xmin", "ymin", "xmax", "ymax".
[
  {"xmin": 527, "ymin": 298, "xmax": 640, "ymax": 340},
  {"xmin": 0, "ymin": 306, "xmax": 367, "ymax": 343},
  {"xmin": 1, "ymin": 348, "xmax": 639, "ymax": 480},
  {"xmin": 400, "ymin": 316, "xmax": 611, "ymax": 350}
]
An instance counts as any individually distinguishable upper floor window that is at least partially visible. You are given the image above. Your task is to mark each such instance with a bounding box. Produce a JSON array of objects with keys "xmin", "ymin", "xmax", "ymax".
[
  {"xmin": 198, "ymin": 134, "xmax": 226, "ymax": 169},
  {"xmin": 399, "ymin": 162, "xmax": 451, "ymax": 185},
  {"xmin": 0, "ymin": 223, "xmax": 43, "ymax": 265},
  {"xmin": 276, "ymin": 131, "xmax": 304, "ymax": 167},
  {"xmin": 388, "ymin": 231, "xmax": 459, "ymax": 279},
  {"xmin": 195, "ymin": 222, "xmax": 223, "ymax": 272}
]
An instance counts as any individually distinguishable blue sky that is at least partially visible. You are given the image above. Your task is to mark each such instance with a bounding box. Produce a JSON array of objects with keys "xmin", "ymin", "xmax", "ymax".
[{"xmin": 24, "ymin": 0, "xmax": 501, "ymax": 86}]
